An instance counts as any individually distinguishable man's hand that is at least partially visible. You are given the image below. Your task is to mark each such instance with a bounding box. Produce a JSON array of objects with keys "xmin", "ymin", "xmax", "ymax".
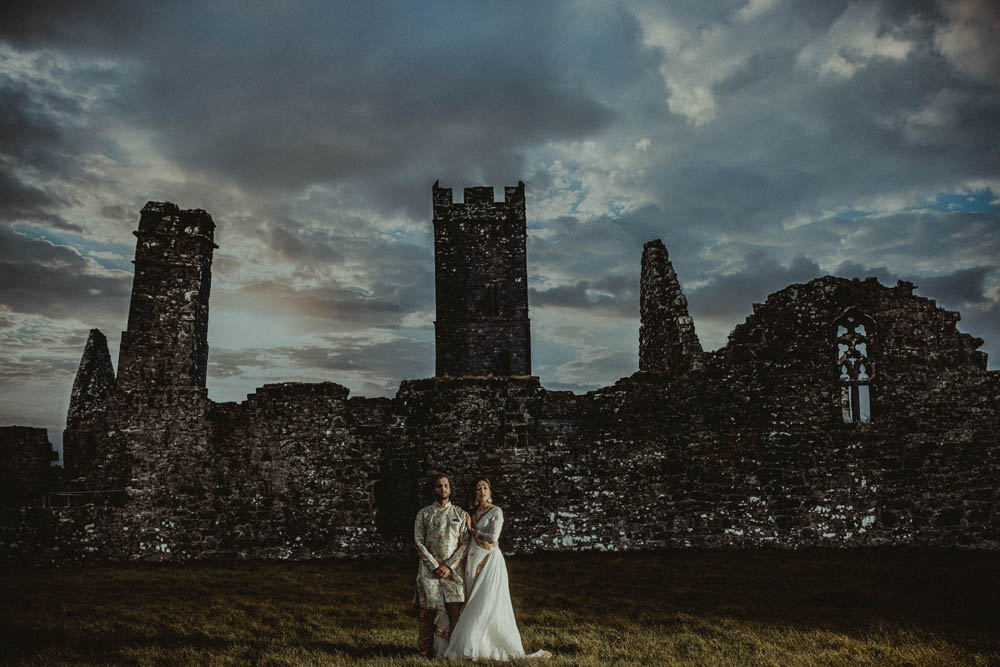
[{"xmin": 433, "ymin": 564, "xmax": 452, "ymax": 579}]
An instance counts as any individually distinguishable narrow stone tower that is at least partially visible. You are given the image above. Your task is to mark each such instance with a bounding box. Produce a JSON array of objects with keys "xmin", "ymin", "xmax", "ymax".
[
  {"xmin": 639, "ymin": 239, "xmax": 703, "ymax": 373},
  {"xmin": 116, "ymin": 202, "xmax": 218, "ymax": 392},
  {"xmin": 432, "ymin": 181, "xmax": 531, "ymax": 377}
]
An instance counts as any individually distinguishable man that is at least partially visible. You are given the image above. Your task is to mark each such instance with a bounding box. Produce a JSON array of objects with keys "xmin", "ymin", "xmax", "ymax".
[{"xmin": 414, "ymin": 474, "xmax": 469, "ymax": 658}]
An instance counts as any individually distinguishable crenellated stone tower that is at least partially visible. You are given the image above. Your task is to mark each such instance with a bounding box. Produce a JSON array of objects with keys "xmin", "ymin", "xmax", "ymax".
[
  {"xmin": 116, "ymin": 202, "xmax": 218, "ymax": 392},
  {"xmin": 432, "ymin": 181, "xmax": 531, "ymax": 377},
  {"xmin": 639, "ymin": 239, "xmax": 703, "ymax": 373}
]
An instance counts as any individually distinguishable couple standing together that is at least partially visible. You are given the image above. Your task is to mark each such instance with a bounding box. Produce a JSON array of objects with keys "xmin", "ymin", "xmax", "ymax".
[{"xmin": 414, "ymin": 475, "xmax": 549, "ymax": 660}]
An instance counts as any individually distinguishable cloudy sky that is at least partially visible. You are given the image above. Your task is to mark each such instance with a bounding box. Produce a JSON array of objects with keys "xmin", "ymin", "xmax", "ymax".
[{"xmin": 2, "ymin": 0, "xmax": 998, "ymax": 446}]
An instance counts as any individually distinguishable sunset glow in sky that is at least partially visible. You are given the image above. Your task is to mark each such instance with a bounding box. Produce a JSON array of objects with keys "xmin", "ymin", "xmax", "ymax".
[{"xmin": 1, "ymin": 0, "xmax": 998, "ymax": 446}]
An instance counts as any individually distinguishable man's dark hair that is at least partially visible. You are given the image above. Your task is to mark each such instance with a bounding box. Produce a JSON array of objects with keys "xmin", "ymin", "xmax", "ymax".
[{"xmin": 427, "ymin": 472, "xmax": 449, "ymax": 497}]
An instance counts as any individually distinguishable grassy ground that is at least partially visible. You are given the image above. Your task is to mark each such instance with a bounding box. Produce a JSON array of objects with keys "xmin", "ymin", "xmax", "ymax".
[{"xmin": 2, "ymin": 550, "xmax": 998, "ymax": 665}]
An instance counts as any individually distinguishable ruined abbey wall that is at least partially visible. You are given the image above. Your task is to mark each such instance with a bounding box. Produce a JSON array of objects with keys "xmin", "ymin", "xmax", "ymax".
[
  {"xmin": 0, "ymin": 427, "xmax": 57, "ymax": 507},
  {"xmin": 1, "ymin": 191, "xmax": 998, "ymax": 565},
  {"xmin": 433, "ymin": 182, "xmax": 531, "ymax": 377}
]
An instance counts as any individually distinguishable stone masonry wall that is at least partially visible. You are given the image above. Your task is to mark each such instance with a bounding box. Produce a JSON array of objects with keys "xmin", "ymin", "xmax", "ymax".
[
  {"xmin": 0, "ymin": 504, "xmax": 126, "ymax": 566},
  {"xmin": 116, "ymin": 202, "xmax": 217, "ymax": 393},
  {"xmin": 63, "ymin": 329, "xmax": 115, "ymax": 484},
  {"xmin": 639, "ymin": 239, "xmax": 703, "ymax": 373},
  {"xmin": 202, "ymin": 382, "xmax": 384, "ymax": 559},
  {"xmin": 4, "ymin": 197, "xmax": 999, "ymax": 565},
  {"xmin": 433, "ymin": 182, "xmax": 531, "ymax": 377},
  {"xmin": 0, "ymin": 427, "xmax": 57, "ymax": 506}
]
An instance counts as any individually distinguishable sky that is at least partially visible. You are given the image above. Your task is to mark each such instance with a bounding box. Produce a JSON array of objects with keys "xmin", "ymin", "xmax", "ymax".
[{"xmin": 1, "ymin": 0, "xmax": 998, "ymax": 448}]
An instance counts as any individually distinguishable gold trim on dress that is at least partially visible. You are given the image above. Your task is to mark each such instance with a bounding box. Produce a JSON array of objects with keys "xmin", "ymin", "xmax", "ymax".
[{"xmin": 473, "ymin": 552, "xmax": 491, "ymax": 589}]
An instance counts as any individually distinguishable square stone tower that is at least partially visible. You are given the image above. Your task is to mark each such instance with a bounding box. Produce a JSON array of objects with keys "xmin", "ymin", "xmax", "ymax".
[{"xmin": 432, "ymin": 181, "xmax": 531, "ymax": 377}]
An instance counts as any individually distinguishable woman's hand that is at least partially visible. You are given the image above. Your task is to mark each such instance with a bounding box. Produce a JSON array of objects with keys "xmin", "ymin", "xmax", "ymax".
[{"xmin": 465, "ymin": 512, "xmax": 473, "ymax": 531}]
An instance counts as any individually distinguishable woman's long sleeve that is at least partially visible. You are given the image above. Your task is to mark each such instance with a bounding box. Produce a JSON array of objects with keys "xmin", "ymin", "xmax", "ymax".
[{"xmin": 476, "ymin": 507, "xmax": 503, "ymax": 544}]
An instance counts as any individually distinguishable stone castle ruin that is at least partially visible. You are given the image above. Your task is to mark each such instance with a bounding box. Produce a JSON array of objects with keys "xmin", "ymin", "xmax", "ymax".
[{"xmin": 2, "ymin": 185, "xmax": 998, "ymax": 564}]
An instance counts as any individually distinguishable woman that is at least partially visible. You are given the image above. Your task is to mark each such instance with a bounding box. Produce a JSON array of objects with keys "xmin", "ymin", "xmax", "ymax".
[{"xmin": 435, "ymin": 479, "xmax": 549, "ymax": 660}]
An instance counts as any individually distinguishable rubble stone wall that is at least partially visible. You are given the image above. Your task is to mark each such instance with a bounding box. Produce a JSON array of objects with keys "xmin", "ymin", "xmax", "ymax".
[
  {"xmin": 116, "ymin": 202, "xmax": 217, "ymax": 393},
  {"xmin": 639, "ymin": 239, "xmax": 703, "ymax": 373},
  {"xmin": 0, "ymin": 427, "xmax": 57, "ymax": 506},
  {"xmin": 63, "ymin": 329, "xmax": 116, "ymax": 483},
  {"xmin": 433, "ymin": 182, "xmax": 531, "ymax": 377},
  {"xmin": 3, "ymin": 196, "xmax": 998, "ymax": 564}
]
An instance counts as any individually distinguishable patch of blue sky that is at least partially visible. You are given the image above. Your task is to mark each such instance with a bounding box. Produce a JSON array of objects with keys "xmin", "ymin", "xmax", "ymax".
[
  {"xmin": 395, "ymin": 328, "xmax": 434, "ymax": 343},
  {"xmin": 836, "ymin": 209, "xmax": 872, "ymax": 221},
  {"xmin": 924, "ymin": 190, "xmax": 1000, "ymax": 215},
  {"xmin": 384, "ymin": 229, "xmax": 432, "ymax": 247},
  {"xmin": 532, "ymin": 337, "xmax": 582, "ymax": 368},
  {"xmin": 604, "ymin": 201, "xmax": 630, "ymax": 218},
  {"xmin": 526, "ymin": 273, "xmax": 552, "ymax": 289},
  {"xmin": 13, "ymin": 224, "xmax": 134, "ymax": 272}
]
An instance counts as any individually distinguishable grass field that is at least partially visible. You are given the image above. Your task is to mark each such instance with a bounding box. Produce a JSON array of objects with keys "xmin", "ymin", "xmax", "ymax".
[{"xmin": 2, "ymin": 550, "xmax": 998, "ymax": 665}]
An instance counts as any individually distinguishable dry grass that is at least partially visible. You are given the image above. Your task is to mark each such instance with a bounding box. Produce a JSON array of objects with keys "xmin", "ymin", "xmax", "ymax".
[{"xmin": 2, "ymin": 550, "xmax": 998, "ymax": 665}]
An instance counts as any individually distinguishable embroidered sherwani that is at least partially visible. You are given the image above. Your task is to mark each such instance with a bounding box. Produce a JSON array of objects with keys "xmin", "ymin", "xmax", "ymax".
[{"xmin": 414, "ymin": 501, "xmax": 469, "ymax": 610}]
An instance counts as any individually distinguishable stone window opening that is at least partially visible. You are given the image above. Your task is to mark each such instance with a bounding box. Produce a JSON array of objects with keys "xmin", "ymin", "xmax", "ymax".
[
  {"xmin": 835, "ymin": 307, "xmax": 875, "ymax": 424},
  {"xmin": 497, "ymin": 348, "xmax": 512, "ymax": 376},
  {"xmin": 487, "ymin": 283, "xmax": 500, "ymax": 317}
]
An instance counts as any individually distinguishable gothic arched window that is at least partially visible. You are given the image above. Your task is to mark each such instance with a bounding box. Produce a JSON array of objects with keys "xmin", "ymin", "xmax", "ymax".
[{"xmin": 835, "ymin": 307, "xmax": 875, "ymax": 423}]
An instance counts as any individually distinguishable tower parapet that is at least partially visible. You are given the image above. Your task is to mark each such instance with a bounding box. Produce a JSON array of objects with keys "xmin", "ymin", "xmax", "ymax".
[
  {"xmin": 639, "ymin": 239, "xmax": 703, "ymax": 373},
  {"xmin": 116, "ymin": 202, "xmax": 218, "ymax": 392},
  {"xmin": 432, "ymin": 181, "xmax": 531, "ymax": 377}
]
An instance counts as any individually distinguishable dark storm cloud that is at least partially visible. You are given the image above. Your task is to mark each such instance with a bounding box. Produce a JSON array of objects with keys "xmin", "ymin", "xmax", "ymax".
[
  {"xmin": 0, "ymin": 1, "xmax": 148, "ymax": 50},
  {"xmin": 0, "ymin": 83, "xmax": 71, "ymax": 171},
  {"xmin": 0, "ymin": 169, "xmax": 76, "ymax": 231},
  {"xmin": 1, "ymin": 1, "xmax": 618, "ymax": 220},
  {"xmin": 687, "ymin": 253, "xmax": 824, "ymax": 319},
  {"xmin": 0, "ymin": 35, "xmax": 131, "ymax": 236},
  {"xmin": 1, "ymin": 0, "xmax": 998, "ymax": 407},
  {"xmin": 917, "ymin": 267, "xmax": 992, "ymax": 305},
  {"xmin": 831, "ymin": 260, "xmax": 995, "ymax": 305},
  {"xmin": 284, "ymin": 338, "xmax": 434, "ymax": 381},
  {"xmin": 0, "ymin": 227, "xmax": 131, "ymax": 321},
  {"xmin": 527, "ymin": 206, "xmax": 708, "ymax": 288},
  {"xmin": 530, "ymin": 274, "xmax": 638, "ymax": 319},
  {"xmin": 622, "ymin": 3, "xmax": 1000, "ymax": 248}
]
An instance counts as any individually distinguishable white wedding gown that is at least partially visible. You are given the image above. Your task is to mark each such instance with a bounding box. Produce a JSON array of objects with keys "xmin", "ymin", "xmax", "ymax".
[{"xmin": 434, "ymin": 506, "xmax": 546, "ymax": 660}]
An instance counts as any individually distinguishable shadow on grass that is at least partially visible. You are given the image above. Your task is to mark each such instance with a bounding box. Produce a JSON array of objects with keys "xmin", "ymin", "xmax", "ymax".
[
  {"xmin": 2, "ymin": 550, "xmax": 999, "ymax": 664},
  {"xmin": 2, "ymin": 629, "xmax": 413, "ymax": 661}
]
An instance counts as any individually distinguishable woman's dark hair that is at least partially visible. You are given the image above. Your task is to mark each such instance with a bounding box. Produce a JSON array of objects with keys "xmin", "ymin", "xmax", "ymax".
[{"xmin": 467, "ymin": 478, "xmax": 493, "ymax": 511}]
